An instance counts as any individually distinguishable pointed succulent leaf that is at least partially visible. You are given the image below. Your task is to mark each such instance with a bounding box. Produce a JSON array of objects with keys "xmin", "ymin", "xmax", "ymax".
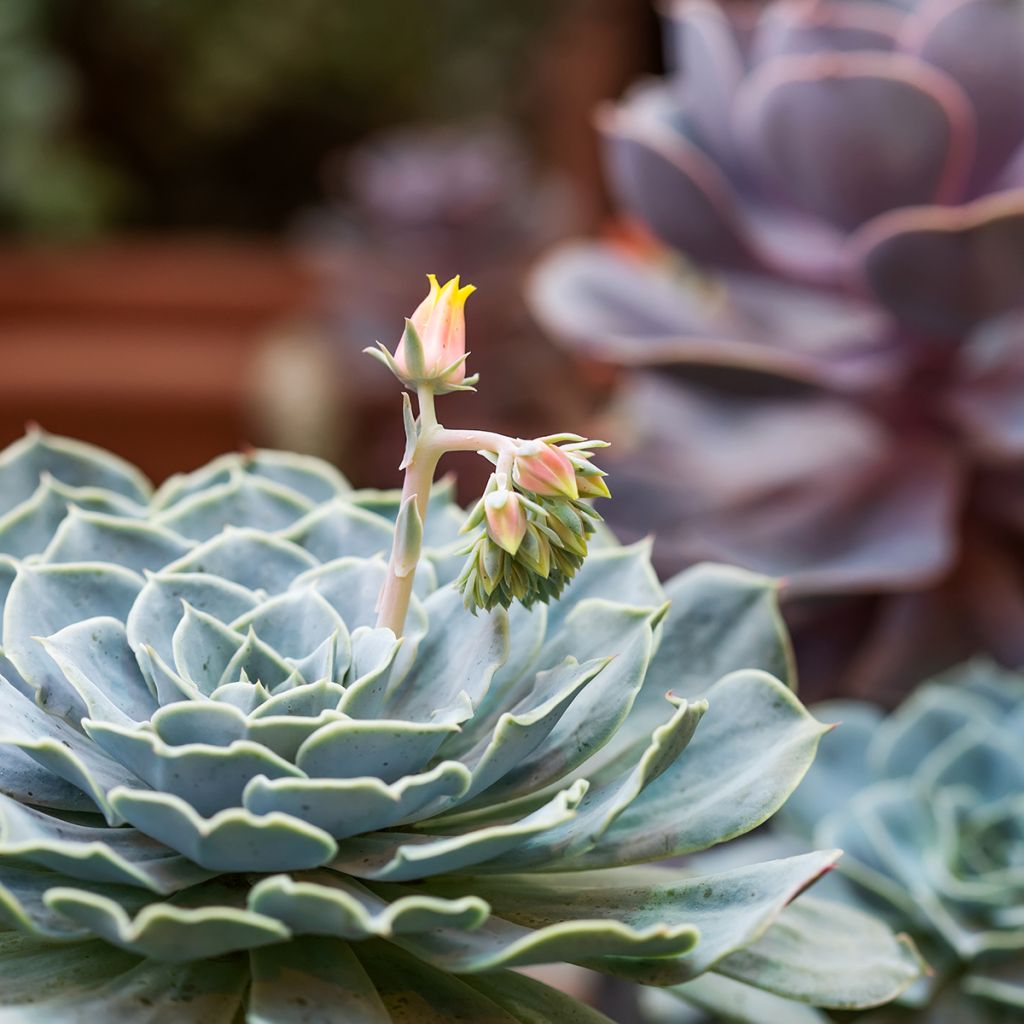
[
  {"xmin": 126, "ymin": 571, "xmax": 258, "ymax": 668},
  {"xmin": 646, "ymin": 973, "xmax": 829, "ymax": 1024},
  {"xmin": 163, "ymin": 527, "xmax": 318, "ymax": 594},
  {"xmin": 0, "ymin": 428, "xmax": 150, "ymax": 518},
  {"xmin": 572, "ymin": 671, "xmax": 831, "ymax": 867},
  {"xmin": 41, "ymin": 509, "xmax": 193, "ymax": 573},
  {"xmin": 283, "ymin": 500, "xmax": 395, "ymax": 564},
  {"xmin": 154, "ymin": 471, "xmax": 314, "ymax": 542},
  {"xmin": 333, "ymin": 781, "xmax": 589, "ymax": 882},
  {"xmin": 714, "ymin": 895, "xmax": 923, "ymax": 1009}
]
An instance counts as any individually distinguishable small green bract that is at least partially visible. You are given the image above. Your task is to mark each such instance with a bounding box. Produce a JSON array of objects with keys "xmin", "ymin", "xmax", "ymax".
[
  {"xmin": 779, "ymin": 662, "xmax": 1024, "ymax": 1023},
  {"xmin": 0, "ymin": 429, "xmax": 920, "ymax": 1021}
]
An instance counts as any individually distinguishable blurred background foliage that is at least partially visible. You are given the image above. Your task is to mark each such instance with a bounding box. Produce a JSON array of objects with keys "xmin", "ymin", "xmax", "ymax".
[
  {"xmin": 0, "ymin": 0, "xmax": 657, "ymax": 504},
  {"xmin": 0, "ymin": 0, "xmax": 568, "ymax": 236}
]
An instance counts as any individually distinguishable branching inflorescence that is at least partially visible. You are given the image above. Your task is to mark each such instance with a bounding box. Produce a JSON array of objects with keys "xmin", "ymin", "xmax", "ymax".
[{"xmin": 366, "ymin": 274, "xmax": 610, "ymax": 629}]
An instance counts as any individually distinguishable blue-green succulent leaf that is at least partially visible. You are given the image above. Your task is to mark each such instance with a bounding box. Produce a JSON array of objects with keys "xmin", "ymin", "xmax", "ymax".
[
  {"xmin": 451, "ymin": 657, "xmax": 610, "ymax": 806},
  {"xmin": 543, "ymin": 541, "xmax": 663, "ymax": 636},
  {"xmin": 648, "ymin": 564, "xmax": 794, "ymax": 699},
  {"xmin": 248, "ymin": 937, "xmax": 390, "ymax": 1024},
  {"xmin": 0, "ymin": 795, "xmax": 213, "ymax": 894},
  {"xmin": 243, "ymin": 761, "xmax": 471, "ymax": 839},
  {"xmin": 84, "ymin": 722, "xmax": 304, "ymax": 817},
  {"xmin": 572, "ymin": 670, "xmax": 831, "ymax": 866},
  {"xmin": 480, "ymin": 695, "xmax": 707, "ymax": 870},
  {"xmin": 4, "ymin": 563, "xmax": 144, "ymax": 716},
  {"xmin": 169, "ymin": 603, "xmax": 245, "ymax": 694},
  {"xmin": 393, "ymin": 904, "xmax": 700, "ymax": 973},
  {"xmin": 334, "ymin": 780, "xmax": 589, "ymax": 882},
  {"xmin": 714, "ymin": 895, "xmax": 923, "ymax": 1009},
  {"xmin": 2, "ymin": 953, "xmax": 248, "ymax": 1022},
  {"xmin": 108, "ymin": 789, "xmax": 337, "ymax": 872},
  {"xmin": 339, "ymin": 627, "xmax": 404, "ymax": 718},
  {"xmin": 295, "ymin": 719, "xmax": 457, "ymax": 784},
  {"xmin": 424, "ymin": 850, "xmax": 839, "ymax": 982},
  {"xmin": 44, "ymin": 883, "xmax": 289, "ymax": 960},
  {"xmin": 283, "ymin": 499, "xmax": 394, "ymax": 564},
  {"xmin": 0, "ymin": 478, "xmax": 145, "ymax": 560},
  {"xmin": 0, "ymin": 679, "xmax": 135, "ymax": 822},
  {"xmin": 0, "ymin": 428, "xmax": 150, "ymax": 517},
  {"xmin": 0, "ymin": 935, "xmax": 143, "ymax": 1007},
  {"xmin": 232, "ymin": 588, "xmax": 350, "ymax": 672},
  {"xmin": 126, "ymin": 571, "xmax": 258, "ymax": 668},
  {"xmin": 0, "ymin": 864, "xmax": 152, "ymax": 940},
  {"xmin": 163, "ymin": 527, "xmax": 318, "ymax": 594},
  {"xmin": 135, "ymin": 644, "xmax": 199, "ymax": 706},
  {"xmin": 248, "ymin": 870, "xmax": 488, "ymax": 939},
  {"xmin": 388, "ymin": 586, "xmax": 509, "ymax": 723},
  {"xmin": 455, "ymin": 602, "xmax": 549, "ymax": 747},
  {"xmin": 0, "ymin": 743, "xmax": 97, "ymax": 813},
  {"xmin": 217, "ymin": 628, "xmax": 295, "ymax": 692},
  {"xmin": 42, "ymin": 509, "xmax": 193, "ymax": 574},
  {"xmin": 645, "ymin": 973, "xmax": 829, "ymax": 1024},
  {"xmin": 154, "ymin": 471, "xmax": 313, "ymax": 542},
  {"xmin": 355, "ymin": 939, "xmax": 525, "ymax": 1023},
  {"xmin": 469, "ymin": 601, "xmax": 656, "ymax": 810},
  {"xmin": 39, "ymin": 617, "xmax": 158, "ymax": 726},
  {"xmin": 461, "ymin": 969, "xmax": 617, "ymax": 1024},
  {"xmin": 235, "ymin": 449, "xmax": 350, "ymax": 504}
]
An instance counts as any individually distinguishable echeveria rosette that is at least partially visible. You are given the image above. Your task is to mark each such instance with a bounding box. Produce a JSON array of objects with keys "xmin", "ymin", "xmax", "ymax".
[
  {"xmin": 0, "ymin": 428, "xmax": 920, "ymax": 1020},
  {"xmin": 529, "ymin": 0, "xmax": 1024, "ymax": 701},
  {"xmin": 775, "ymin": 662, "xmax": 1024, "ymax": 1022}
]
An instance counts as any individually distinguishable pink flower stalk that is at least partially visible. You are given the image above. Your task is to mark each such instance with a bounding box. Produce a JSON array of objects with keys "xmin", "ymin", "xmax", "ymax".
[
  {"xmin": 394, "ymin": 274, "xmax": 476, "ymax": 385},
  {"xmin": 513, "ymin": 440, "xmax": 579, "ymax": 499},
  {"xmin": 484, "ymin": 487, "xmax": 527, "ymax": 555}
]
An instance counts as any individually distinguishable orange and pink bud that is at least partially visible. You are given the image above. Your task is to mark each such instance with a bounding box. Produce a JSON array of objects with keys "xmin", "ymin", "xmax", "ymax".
[
  {"xmin": 485, "ymin": 487, "xmax": 527, "ymax": 555},
  {"xmin": 513, "ymin": 440, "xmax": 579, "ymax": 499},
  {"xmin": 393, "ymin": 274, "xmax": 476, "ymax": 386}
]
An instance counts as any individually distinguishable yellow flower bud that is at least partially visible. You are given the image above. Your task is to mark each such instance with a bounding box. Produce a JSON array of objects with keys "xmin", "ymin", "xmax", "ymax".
[{"xmin": 393, "ymin": 274, "xmax": 476, "ymax": 386}]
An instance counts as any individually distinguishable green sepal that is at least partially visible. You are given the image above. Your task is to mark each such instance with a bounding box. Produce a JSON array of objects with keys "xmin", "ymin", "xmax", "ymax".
[
  {"xmin": 399, "ymin": 393, "xmax": 418, "ymax": 471},
  {"xmin": 392, "ymin": 496, "xmax": 424, "ymax": 579}
]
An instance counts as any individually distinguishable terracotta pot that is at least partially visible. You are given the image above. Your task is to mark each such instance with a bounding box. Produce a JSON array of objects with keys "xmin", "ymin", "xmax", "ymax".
[{"xmin": 0, "ymin": 238, "xmax": 318, "ymax": 482}]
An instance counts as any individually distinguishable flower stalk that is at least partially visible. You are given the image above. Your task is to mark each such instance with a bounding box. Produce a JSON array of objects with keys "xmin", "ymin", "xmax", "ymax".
[{"xmin": 368, "ymin": 275, "xmax": 610, "ymax": 636}]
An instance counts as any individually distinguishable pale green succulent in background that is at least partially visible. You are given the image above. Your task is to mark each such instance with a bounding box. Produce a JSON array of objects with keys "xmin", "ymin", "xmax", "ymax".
[
  {"xmin": 0, "ymin": 427, "xmax": 921, "ymax": 1020},
  {"xmin": 771, "ymin": 663, "xmax": 1024, "ymax": 1024}
]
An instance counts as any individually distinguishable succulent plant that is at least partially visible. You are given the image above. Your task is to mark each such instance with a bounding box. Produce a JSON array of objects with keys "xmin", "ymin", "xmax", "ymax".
[
  {"xmin": 776, "ymin": 661, "xmax": 1024, "ymax": 1022},
  {"xmin": 530, "ymin": 0, "xmax": 1024, "ymax": 701},
  {"xmin": 0, "ymin": 278, "xmax": 921, "ymax": 1019}
]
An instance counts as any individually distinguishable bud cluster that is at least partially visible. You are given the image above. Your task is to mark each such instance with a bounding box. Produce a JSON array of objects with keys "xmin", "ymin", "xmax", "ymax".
[{"xmin": 456, "ymin": 436, "xmax": 610, "ymax": 612}]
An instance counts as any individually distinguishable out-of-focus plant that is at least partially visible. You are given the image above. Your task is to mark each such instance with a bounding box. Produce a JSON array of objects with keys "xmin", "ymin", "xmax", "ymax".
[
  {"xmin": 530, "ymin": 0, "xmax": 1024, "ymax": 700},
  {"xmin": 0, "ymin": 276, "xmax": 920, "ymax": 1019},
  {"xmin": 1, "ymin": 0, "xmax": 563, "ymax": 234},
  {"xmin": 774, "ymin": 662, "xmax": 1024, "ymax": 1022},
  {"xmin": 0, "ymin": 0, "xmax": 122, "ymax": 234}
]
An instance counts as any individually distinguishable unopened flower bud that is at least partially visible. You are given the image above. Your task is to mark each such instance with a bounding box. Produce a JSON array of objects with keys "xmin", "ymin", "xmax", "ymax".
[
  {"xmin": 393, "ymin": 274, "xmax": 476, "ymax": 387},
  {"xmin": 484, "ymin": 488, "xmax": 527, "ymax": 555},
  {"xmin": 513, "ymin": 440, "xmax": 579, "ymax": 499},
  {"xmin": 570, "ymin": 455, "xmax": 612, "ymax": 499}
]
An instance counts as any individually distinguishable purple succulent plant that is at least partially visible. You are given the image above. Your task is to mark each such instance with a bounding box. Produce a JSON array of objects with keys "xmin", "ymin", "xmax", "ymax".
[{"xmin": 530, "ymin": 0, "xmax": 1024, "ymax": 701}]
